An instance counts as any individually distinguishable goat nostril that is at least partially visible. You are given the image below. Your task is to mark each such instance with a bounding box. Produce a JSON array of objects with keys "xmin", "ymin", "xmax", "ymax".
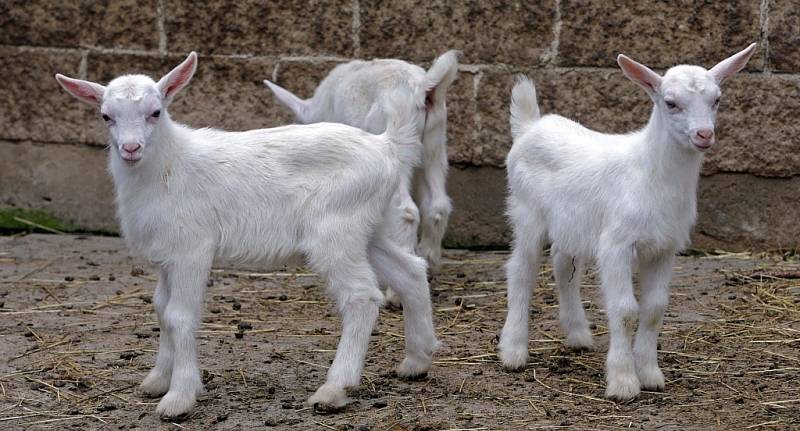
[
  {"xmin": 122, "ymin": 143, "xmax": 141, "ymax": 153},
  {"xmin": 696, "ymin": 130, "xmax": 714, "ymax": 140}
]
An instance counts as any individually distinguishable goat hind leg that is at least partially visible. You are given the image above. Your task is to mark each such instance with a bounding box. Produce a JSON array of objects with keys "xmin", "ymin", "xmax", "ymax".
[
  {"xmin": 385, "ymin": 180, "xmax": 421, "ymax": 309},
  {"xmin": 308, "ymin": 260, "xmax": 382, "ymax": 411},
  {"xmin": 369, "ymin": 241, "xmax": 438, "ymax": 378},
  {"xmin": 553, "ymin": 252, "xmax": 593, "ymax": 350}
]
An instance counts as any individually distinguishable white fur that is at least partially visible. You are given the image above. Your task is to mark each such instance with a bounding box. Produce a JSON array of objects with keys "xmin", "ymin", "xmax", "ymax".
[
  {"xmin": 55, "ymin": 52, "xmax": 439, "ymax": 417},
  {"xmin": 498, "ymin": 44, "xmax": 757, "ymax": 400},
  {"xmin": 264, "ymin": 51, "xmax": 459, "ymax": 300}
]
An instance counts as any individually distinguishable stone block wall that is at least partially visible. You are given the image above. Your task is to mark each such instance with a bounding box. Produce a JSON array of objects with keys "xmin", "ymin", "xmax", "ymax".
[{"xmin": 1, "ymin": 1, "xmax": 798, "ymax": 250}]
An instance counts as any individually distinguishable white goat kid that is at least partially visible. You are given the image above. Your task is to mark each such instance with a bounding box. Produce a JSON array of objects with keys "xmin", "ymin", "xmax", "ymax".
[
  {"xmin": 55, "ymin": 52, "xmax": 438, "ymax": 417},
  {"xmin": 499, "ymin": 44, "xmax": 757, "ymax": 400},
  {"xmin": 264, "ymin": 51, "xmax": 458, "ymax": 293}
]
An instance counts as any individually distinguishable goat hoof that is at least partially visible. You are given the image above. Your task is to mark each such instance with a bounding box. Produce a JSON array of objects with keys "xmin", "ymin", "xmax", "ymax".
[
  {"xmin": 312, "ymin": 402, "xmax": 347, "ymax": 415},
  {"xmin": 308, "ymin": 384, "xmax": 348, "ymax": 412},
  {"xmin": 605, "ymin": 373, "xmax": 641, "ymax": 401},
  {"xmin": 637, "ymin": 365, "xmax": 665, "ymax": 391},
  {"xmin": 498, "ymin": 342, "xmax": 528, "ymax": 372},
  {"xmin": 156, "ymin": 390, "xmax": 196, "ymax": 419},
  {"xmin": 384, "ymin": 288, "xmax": 403, "ymax": 311},
  {"xmin": 565, "ymin": 330, "xmax": 595, "ymax": 351},
  {"xmin": 140, "ymin": 369, "xmax": 171, "ymax": 398},
  {"xmin": 397, "ymin": 355, "xmax": 431, "ymax": 380}
]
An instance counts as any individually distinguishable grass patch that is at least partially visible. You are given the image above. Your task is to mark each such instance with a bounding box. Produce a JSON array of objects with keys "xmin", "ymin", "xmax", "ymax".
[{"xmin": 0, "ymin": 207, "xmax": 116, "ymax": 236}]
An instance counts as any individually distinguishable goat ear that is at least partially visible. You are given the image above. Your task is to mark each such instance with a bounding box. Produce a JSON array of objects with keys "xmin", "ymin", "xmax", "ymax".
[
  {"xmin": 709, "ymin": 43, "xmax": 757, "ymax": 84},
  {"xmin": 55, "ymin": 74, "xmax": 106, "ymax": 106},
  {"xmin": 158, "ymin": 51, "xmax": 197, "ymax": 104},
  {"xmin": 263, "ymin": 80, "xmax": 310, "ymax": 123},
  {"xmin": 617, "ymin": 54, "xmax": 662, "ymax": 94}
]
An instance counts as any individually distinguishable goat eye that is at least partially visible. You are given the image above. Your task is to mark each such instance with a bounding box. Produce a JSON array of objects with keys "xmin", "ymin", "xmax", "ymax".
[
  {"xmin": 665, "ymin": 101, "xmax": 677, "ymax": 110},
  {"xmin": 151, "ymin": 110, "xmax": 161, "ymax": 118},
  {"xmin": 102, "ymin": 114, "xmax": 111, "ymax": 122}
]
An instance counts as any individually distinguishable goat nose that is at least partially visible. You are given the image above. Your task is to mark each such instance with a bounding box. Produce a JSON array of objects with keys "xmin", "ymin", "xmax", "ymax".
[
  {"xmin": 696, "ymin": 129, "xmax": 714, "ymax": 140},
  {"xmin": 121, "ymin": 143, "xmax": 141, "ymax": 153}
]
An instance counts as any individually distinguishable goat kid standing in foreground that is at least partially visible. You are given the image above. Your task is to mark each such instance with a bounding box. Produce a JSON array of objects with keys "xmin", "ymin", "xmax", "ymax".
[
  {"xmin": 264, "ymin": 51, "xmax": 458, "ymax": 307},
  {"xmin": 499, "ymin": 44, "xmax": 757, "ymax": 400},
  {"xmin": 55, "ymin": 52, "xmax": 438, "ymax": 417}
]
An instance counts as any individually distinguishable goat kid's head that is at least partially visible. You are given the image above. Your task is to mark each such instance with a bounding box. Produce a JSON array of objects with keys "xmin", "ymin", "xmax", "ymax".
[
  {"xmin": 617, "ymin": 43, "xmax": 756, "ymax": 153},
  {"xmin": 55, "ymin": 52, "xmax": 198, "ymax": 166}
]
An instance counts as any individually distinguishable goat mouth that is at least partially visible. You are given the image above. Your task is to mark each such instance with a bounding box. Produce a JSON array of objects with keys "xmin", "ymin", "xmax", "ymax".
[
  {"xmin": 121, "ymin": 153, "xmax": 142, "ymax": 164},
  {"xmin": 692, "ymin": 141, "xmax": 713, "ymax": 151}
]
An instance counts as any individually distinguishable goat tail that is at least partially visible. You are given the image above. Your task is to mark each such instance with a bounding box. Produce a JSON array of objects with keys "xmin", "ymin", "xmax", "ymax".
[
  {"xmin": 424, "ymin": 50, "xmax": 459, "ymax": 106},
  {"xmin": 510, "ymin": 75, "xmax": 541, "ymax": 140},
  {"xmin": 383, "ymin": 87, "xmax": 423, "ymax": 171}
]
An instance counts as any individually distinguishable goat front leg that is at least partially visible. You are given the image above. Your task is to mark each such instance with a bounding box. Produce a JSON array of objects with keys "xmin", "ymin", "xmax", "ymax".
[
  {"xmin": 414, "ymin": 142, "xmax": 451, "ymax": 271},
  {"xmin": 385, "ymin": 178, "xmax": 421, "ymax": 309},
  {"xmin": 155, "ymin": 251, "xmax": 213, "ymax": 418},
  {"xmin": 597, "ymin": 244, "xmax": 640, "ymax": 400},
  {"xmin": 634, "ymin": 253, "xmax": 674, "ymax": 391},
  {"xmin": 140, "ymin": 267, "xmax": 173, "ymax": 397}
]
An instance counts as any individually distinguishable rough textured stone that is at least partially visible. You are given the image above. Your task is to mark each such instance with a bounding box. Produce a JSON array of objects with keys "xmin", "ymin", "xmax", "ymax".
[
  {"xmin": 0, "ymin": 1, "xmax": 81, "ymax": 47},
  {"xmin": 704, "ymin": 74, "xmax": 800, "ymax": 177},
  {"xmin": 80, "ymin": 0, "xmax": 160, "ymax": 51},
  {"xmin": 1, "ymin": 47, "xmax": 86, "ymax": 144},
  {"xmin": 695, "ymin": 174, "xmax": 800, "ymax": 251},
  {"xmin": 444, "ymin": 166, "xmax": 510, "ymax": 248},
  {"xmin": 0, "ymin": 1, "xmax": 159, "ymax": 50},
  {"xmin": 559, "ymin": 0, "xmax": 763, "ymax": 70},
  {"xmin": 359, "ymin": 1, "xmax": 557, "ymax": 66},
  {"xmin": 444, "ymin": 70, "xmax": 479, "ymax": 164},
  {"xmin": 165, "ymin": 1, "xmax": 354, "ymax": 57},
  {"xmin": 0, "ymin": 141, "xmax": 116, "ymax": 232},
  {"xmin": 767, "ymin": 0, "xmax": 800, "ymax": 73}
]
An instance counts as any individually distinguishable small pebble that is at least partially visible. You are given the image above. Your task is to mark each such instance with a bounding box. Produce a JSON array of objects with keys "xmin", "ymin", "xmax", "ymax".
[
  {"xmin": 232, "ymin": 302, "xmax": 242, "ymax": 311},
  {"xmin": 279, "ymin": 294, "xmax": 288, "ymax": 301},
  {"xmin": 97, "ymin": 404, "xmax": 117, "ymax": 412}
]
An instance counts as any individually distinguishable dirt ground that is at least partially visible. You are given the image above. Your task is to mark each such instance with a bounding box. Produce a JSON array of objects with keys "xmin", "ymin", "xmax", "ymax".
[{"xmin": 0, "ymin": 234, "xmax": 798, "ymax": 430}]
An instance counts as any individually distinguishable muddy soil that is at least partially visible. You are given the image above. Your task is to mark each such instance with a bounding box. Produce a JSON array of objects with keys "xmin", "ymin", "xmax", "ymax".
[{"xmin": 1, "ymin": 234, "xmax": 798, "ymax": 430}]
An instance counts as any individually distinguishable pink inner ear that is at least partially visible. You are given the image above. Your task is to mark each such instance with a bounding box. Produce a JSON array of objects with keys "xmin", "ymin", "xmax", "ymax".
[
  {"xmin": 164, "ymin": 64, "xmax": 194, "ymax": 98},
  {"xmin": 65, "ymin": 81, "xmax": 101, "ymax": 103}
]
